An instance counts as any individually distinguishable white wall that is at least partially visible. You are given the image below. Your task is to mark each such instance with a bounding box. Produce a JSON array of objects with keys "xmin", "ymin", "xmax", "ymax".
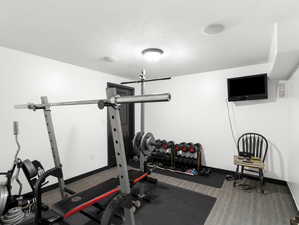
[
  {"xmin": 0, "ymin": 46, "xmax": 128, "ymax": 193},
  {"xmin": 0, "ymin": 45, "xmax": 294, "ymax": 197},
  {"xmin": 287, "ymin": 66, "xmax": 299, "ymax": 208},
  {"xmin": 142, "ymin": 63, "xmax": 289, "ymax": 180}
]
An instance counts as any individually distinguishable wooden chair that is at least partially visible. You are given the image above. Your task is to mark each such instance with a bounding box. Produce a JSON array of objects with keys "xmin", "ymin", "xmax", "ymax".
[{"xmin": 233, "ymin": 132, "xmax": 269, "ymax": 193}]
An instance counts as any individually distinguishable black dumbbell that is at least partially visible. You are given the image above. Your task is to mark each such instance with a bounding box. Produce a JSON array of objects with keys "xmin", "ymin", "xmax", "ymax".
[
  {"xmin": 155, "ymin": 139, "xmax": 162, "ymax": 148},
  {"xmin": 175, "ymin": 157, "xmax": 182, "ymax": 167},
  {"xmin": 182, "ymin": 157, "xmax": 189, "ymax": 165},
  {"xmin": 190, "ymin": 159, "xmax": 197, "ymax": 167},
  {"xmin": 161, "ymin": 140, "xmax": 168, "ymax": 151}
]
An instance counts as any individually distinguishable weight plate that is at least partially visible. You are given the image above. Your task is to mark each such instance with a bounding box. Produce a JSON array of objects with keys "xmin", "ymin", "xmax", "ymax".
[
  {"xmin": 140, "ymin": 132, "xmax": 155, "ymax": 156},
  {"xmin": 1, "ymin": 207, "xmax": 25, "ymax": 224},
  {"xmin": 0, "ymin": 185, "xmax": 8, "ymax": 216},
  {"xmin": 22, "ymin": 159, "xmax": 37, "ymax": 179},
  {"xmin": 132, "ymin": 131, "xmax": 144, "ymax": 155},
  {"xmin": 101, "ymin": 194, "xmax": 127, "ymax": 225}
]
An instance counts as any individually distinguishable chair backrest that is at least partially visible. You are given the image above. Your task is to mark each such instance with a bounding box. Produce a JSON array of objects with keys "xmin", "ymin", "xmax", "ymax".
[{"xmin": 237, "ymin": 133, "xmax": 268, "ymax": 162}]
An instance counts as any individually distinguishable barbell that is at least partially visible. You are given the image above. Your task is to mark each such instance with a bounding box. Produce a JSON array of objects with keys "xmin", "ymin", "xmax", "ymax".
[{"xmin": 132, "ymin": 132, "xmax": 156, "ymax": 156}]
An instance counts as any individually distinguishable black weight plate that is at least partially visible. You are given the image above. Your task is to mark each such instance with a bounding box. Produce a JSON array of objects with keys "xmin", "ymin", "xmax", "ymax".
[
  {"xmin": 132, "ymin": 131, "xmax": 144, "ymax": 154},
  {"xmin": 141, "ymin": 132, "xmax": 155, "ymax": 156},
  {"xmin": 22, "ymin": 159, "xmax": 37, "ymax": 179},
  {"xmin": 0, "ymin": 185, "xmax": 8, "ymax": 216}
]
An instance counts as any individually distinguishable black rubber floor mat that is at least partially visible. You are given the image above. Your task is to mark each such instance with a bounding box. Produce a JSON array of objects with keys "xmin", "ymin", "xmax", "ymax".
[
  {"xmin": 60, "ymin": 182, "xmax": 216, "ymax": 225},
  {"xmin": 23, "ymin": 181, "xmax": 216, "ymax": 225},
  {"xmin": 134, "ymin": 182, "xmax": 216, "ymax": 225}
]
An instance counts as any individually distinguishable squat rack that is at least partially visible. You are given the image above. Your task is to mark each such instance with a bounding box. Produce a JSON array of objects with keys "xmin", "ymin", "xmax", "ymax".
[
  {"xmin": 121, "ymin": 69, "xmax": 171, "ymax": 172},
  {"xmin": 15, "ymin": 88, "xmax": 171, "ymax": 225}
]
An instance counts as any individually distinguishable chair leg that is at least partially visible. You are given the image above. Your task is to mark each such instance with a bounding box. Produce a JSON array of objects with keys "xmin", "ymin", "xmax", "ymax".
[
  {"xmin": 233, "ymin": 165, "xmax": 240, "ymax": 187},
  {"xmin": 241, "ymin": 166, "xmax": 244, "ymax": 178},
  {"xmin": 259, "ymin": 169, "xmax": 264, "ymax": 194}
]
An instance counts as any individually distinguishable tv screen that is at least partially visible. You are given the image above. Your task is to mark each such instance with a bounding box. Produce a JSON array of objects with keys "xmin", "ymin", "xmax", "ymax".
[{"xmin": 227, "ymin": 74, "xmax": 268, "ymax": 101}]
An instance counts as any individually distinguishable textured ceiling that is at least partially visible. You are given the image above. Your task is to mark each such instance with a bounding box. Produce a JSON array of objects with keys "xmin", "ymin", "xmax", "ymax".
[{"xmin": 0, "ymin": 0, "xmax": 298, "ymax": 78}]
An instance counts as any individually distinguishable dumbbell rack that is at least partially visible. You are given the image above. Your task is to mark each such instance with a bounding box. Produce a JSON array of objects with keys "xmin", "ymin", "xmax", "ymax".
[{"xmin": 149, "ymin": 140, "xmax": 202, "ymax": 174}]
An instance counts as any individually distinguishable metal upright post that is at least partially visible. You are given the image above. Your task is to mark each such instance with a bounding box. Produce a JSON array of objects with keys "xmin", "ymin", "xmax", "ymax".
[
  {"xmin": 41, "ymin": 96, "xmax": 66, "ymax": 199},
  {"xmin": 140, "ymin": 72, "xmax": 145, "ymax": 133},
  {"xmin": 140, "ymin": 71, "xmax": 145, "ymax": 172},
  {"xmin": 106, "ymin": 88, "xmax": 135, "ymax": 225}
]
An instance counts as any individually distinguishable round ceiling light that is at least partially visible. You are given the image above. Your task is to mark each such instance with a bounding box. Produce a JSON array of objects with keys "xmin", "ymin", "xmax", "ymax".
[
  {"xmin": 142, "ymin": 48, "xmax": 164, "ymax": 62},
  {"xmin": 203, "ymin": 23, "xmax": 225, "ymax": 35}
]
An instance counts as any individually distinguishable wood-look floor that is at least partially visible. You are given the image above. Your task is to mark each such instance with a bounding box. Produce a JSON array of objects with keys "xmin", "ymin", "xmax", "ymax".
[{"xmin": 43, "ymin": 167, "xmax": 297, "ymax": 225}]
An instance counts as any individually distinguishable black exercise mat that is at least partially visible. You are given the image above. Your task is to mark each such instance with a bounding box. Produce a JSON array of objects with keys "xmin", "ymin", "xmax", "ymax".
[
  {"xmin": 135, "ymin": 182, "xmax": 216, "ymax": 225},
  {"xmin": 25, "ymin": 182, "xmax": 216, "ymax": 225},
  {"xmin": 154, "ymin": 168, "xmax": 226, "ymax": 188}
]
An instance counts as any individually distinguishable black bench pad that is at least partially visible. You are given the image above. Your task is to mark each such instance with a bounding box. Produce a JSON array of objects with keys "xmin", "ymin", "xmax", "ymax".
[{"xmin": 52, "ymin": 170, "xmax": 146, "ymax": 218}]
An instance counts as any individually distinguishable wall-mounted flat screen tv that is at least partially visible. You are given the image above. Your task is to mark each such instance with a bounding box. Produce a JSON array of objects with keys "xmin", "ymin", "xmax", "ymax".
[{"xmin": 227, "ymin": 74, "xmax": 268, "ymax": 101}]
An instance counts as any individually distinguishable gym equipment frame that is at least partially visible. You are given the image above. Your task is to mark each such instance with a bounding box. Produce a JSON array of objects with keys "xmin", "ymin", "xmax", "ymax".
[
  {"xmin": 121, "ymin": 69, "xmax": 171, "ymax": 172},
  {"xmin": 0, "ymin": 122, "xmax": 48, "ymax": 223},
  {"xmin": 15, "ymin": 88, "xmax": 171, "ymax": 225}
]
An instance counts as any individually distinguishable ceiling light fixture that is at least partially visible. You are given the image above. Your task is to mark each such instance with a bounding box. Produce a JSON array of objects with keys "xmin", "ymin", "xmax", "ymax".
[
  {"xmin": 203, "ymin": 23, "xmax": 225, "ymax": 35},
  {"xmin": 142, "ymin": 48, "xmax": 164, "ymax": 62}
]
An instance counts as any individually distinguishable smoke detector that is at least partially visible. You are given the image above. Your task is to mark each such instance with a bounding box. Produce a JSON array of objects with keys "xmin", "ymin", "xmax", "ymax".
[{"xmin": 203, "ymin": 23, "xmax": 225, "ymax": 35}]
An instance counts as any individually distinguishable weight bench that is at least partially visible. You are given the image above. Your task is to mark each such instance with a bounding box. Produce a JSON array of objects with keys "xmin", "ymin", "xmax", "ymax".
[{"xmin": 52, "ymin": 170, "xmax": 149, "ymax": 219}]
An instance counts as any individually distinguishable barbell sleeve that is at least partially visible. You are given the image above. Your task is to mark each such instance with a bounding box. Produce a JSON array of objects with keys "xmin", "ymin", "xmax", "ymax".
[
  {"xmin": 114, "ymin": 93, "xmax": 171, "ymax": 104},
  {"xmin": 14, "ymin": 104, "xmax": 32, "ymax": 109}
]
